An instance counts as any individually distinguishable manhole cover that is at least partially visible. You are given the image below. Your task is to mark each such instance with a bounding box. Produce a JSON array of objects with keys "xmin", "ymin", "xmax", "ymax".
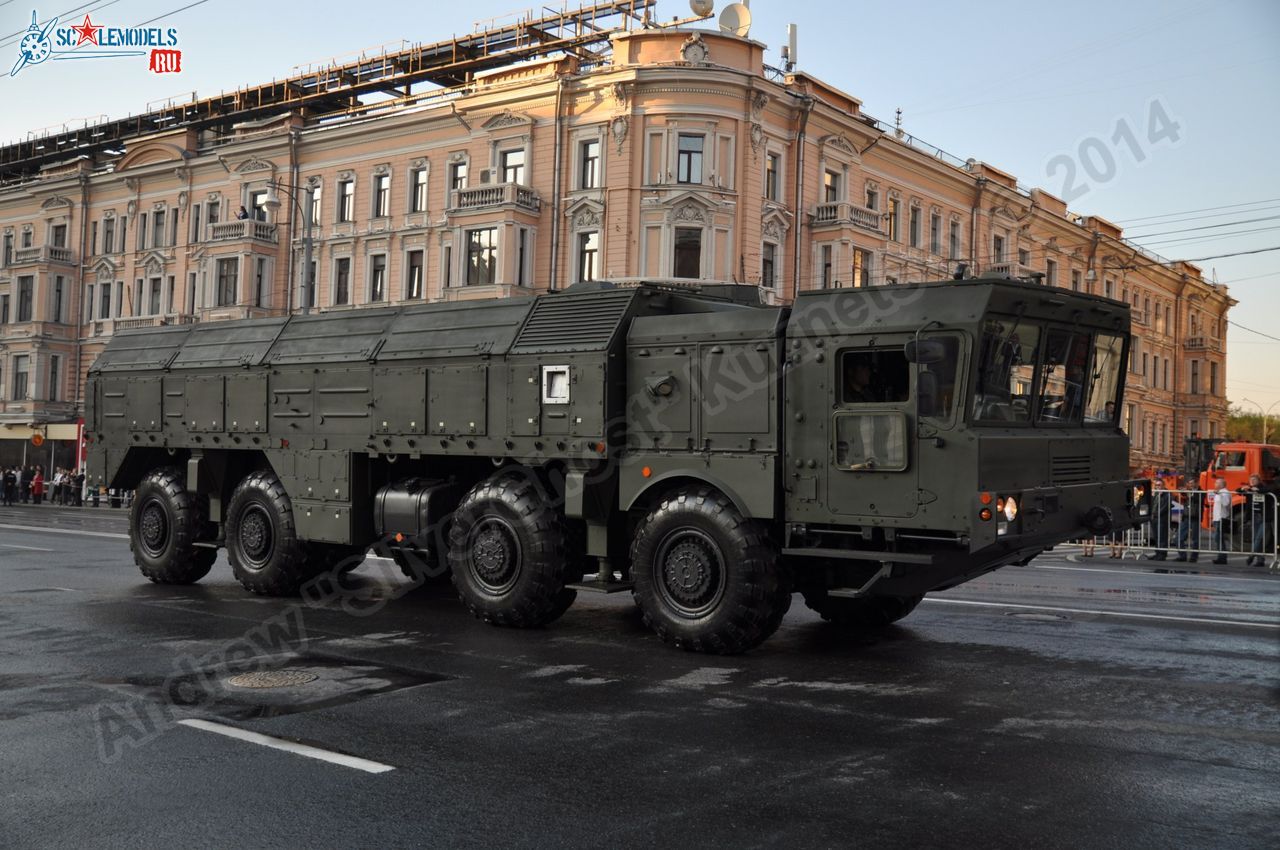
[{"xmin": 226, "ymin": 670, "xmax": 319, "ymax": 689}]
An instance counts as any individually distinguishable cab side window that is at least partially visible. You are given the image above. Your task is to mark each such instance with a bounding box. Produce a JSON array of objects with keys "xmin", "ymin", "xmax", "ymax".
[{"xmin": 840, "ymin": 349, "xmax": 910, "ymax": 405}]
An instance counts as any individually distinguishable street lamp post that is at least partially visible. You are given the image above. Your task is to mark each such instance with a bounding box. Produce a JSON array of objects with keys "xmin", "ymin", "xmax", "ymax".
[
  {"xmin": 1240, "ymin": 398, "xmax": 1280, "ymax": 444},
  {"xmin": 262, "ymin": 181, "xmax": 315, "ymax": 315}
]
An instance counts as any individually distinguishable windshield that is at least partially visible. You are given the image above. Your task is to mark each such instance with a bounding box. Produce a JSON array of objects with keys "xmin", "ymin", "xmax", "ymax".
[{"xmin": 974, "ymin": 319, "xmax": 1126, "ymax": 426}]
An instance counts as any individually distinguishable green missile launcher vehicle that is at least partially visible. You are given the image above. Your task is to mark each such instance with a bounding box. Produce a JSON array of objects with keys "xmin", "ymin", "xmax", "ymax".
[{"xmin": 87, "ymin": 275, "xmax": 1148, "ymax": 653}]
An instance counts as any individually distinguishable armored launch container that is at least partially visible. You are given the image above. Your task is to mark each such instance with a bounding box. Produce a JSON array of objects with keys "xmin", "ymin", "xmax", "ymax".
[{"xmin": 87, "ymin": 276, "xmax": 1148, "ymax": 653}]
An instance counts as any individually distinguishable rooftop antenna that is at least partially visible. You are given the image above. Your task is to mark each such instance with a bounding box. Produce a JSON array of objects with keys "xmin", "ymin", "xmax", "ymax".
[
  {"xmin": 780, "ymin": 23, "xmax": 797, "ymax": 72},
  {"xmin": 718, "ymin": 3, "xmax": 752, "ymax": 38},
  {"xmin": 894, "ymin": 108, "xmax": 904, "ymax": 139}
]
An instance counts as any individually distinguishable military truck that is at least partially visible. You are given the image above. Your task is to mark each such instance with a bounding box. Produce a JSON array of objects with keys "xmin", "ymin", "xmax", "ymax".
[{"xmin": 86, "ymin": 276, "xmax": 1147, "ymax": 654}]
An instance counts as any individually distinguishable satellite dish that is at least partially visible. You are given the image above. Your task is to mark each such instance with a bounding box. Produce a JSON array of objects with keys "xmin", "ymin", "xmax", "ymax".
[
  {"xmin": 718, "ymin": 3, "xmax": 752, "ymax": 37},
  {"xmin": 689, "ymin": 0, "xmax": 715, "ymax": 17}
]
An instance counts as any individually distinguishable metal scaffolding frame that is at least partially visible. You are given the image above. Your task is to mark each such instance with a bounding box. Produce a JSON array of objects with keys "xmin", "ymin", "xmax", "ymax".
[{"xmin": 0, "ymin": 0, "xmax": 656, "ymax": 182}]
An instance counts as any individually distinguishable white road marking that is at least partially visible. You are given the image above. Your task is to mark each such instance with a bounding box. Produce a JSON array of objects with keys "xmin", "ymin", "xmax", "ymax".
[
  {"xmin": 0, "ymin": 542, "xmax": 54, "ymax": 551},
  {"xmin": 1038, "ymin": 563, "xmax": 1278, "ymax": 584},
  {"xmin": 924, "ymin": 597, "xmax": 1279, "ymax": 630},
  {"xmin": 0, "ymin": 523, "xmax": 128, "ymax": 540},
  {"xmin": 178, "ymin": 719, "xmax": 395, "ymax": 774}
]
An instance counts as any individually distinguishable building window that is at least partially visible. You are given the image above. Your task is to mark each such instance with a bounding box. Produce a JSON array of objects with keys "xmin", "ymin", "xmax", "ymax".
[
  {"xmin": 149, "ymin": 278, "xmax": 162, "ymax": 315},
  {"xmin": 138, "ymin": 213, "xmax": 148, "ymax": 250},
  {"xmin": 762, "ymin": 242, "xmax": 777, "ymax": 289},
  {"xmin": 52, "ymin": 276, "xmax": 64, "ymax": 323},
  {"xmin": 853, "ymin": 248, "xmax": 871, "ymax": 288},
  {"xmin": 1190, "ymin": 360, "xmax": 1200, "ymax": 394},
  {"xmin": 443, "ymin": 244, "xmax": 453, "ymax": 288},
  {"xmin": 517, "ymin": 228, "xmax": 529, "ymax": 288},
  {"xmin": 909, "ymin": 206, "xmax": 921, "ymax": 248},
  {"xmin": 0, "ymin": 294, "xmax": 8, "ymax": 323},
  {"xmin": 405, "ymin": 250, "xmax": 424, "ymax": 299},
  {"xmin": 580, "ymin": 140, "xmax": 600, "ymax": 190},
  {"xmin": 824, "ymin": 170, "xmax": 841, "ymax": 203},
  {"xmin": 100, "ymin": 282, "xmax": 111, "ymax": 319},
  {"xmin": 1188, "ymin": 418, "xmax": 1200, "ymax": 439},
  {"xmin": 1104, "ymin": 278, "xmax": 1114, "ymax": 298},
  {"xmin": 887, "ymin": 197, "xmax": 900, "ymax": 242},
  {"xmin": 249, "ymin": 190, "xmax": 269, "ymax": 221},
  {"xmin": 949, "ymin": 220, "xmax": 960, "ymax": 260},
  {"xmin": 449, "ymin": 161, "xmax": 468, "ymax": 192},
  {"xmin": 337, "ymin": 180, "xmax": 355, "ymax": 223},
  {"xmin": 765, "ymin": 152, "xmax": 781, "ymax": 201},
  {"xmin": 216, "ymin": 258, "xmax": 238, "ymax": 307},
  {"xmin": 334, "ymin": 258, "xmax": 351, "ymax": 305},
  {"xmin": 12, "ymin": 355, "xmax": 28, "ymax": 400},
  {"xmin": 1018, "ymin": 248, "xmax": 1030, "ymax": 266},
  {"xmin": 992, "ymin": 234, "xmax": 1005, "ymax": 263},
  {"xmin": 369, "ymin": 254, "xmax": 387, "ymax": 301},
  {"xmin": 410, "ymin": 169, "xmax": 428, "ymax": 213},
  {"xmin": 676, "ymin": 134, "xmax": 704, "ymax": 185},
  {"xmin": 309, "ymin": 184, "xmax": 322, "ymax": 225},
  {"xmin": 17, "ymin": 276, "xmax": 33, "ymax": 322},
  {"xmin": 1046, "ymin": 259, "xmax": 1057, "ymax": 287},
  {"xmin": 1071, "ymin": 270, "xmax": 1082, "ymax": 291},
  {"xmin": 189, "ymin": 206, "xmax": 200, "ymax": 244},
  {"xmin": 577, "ymin": 231, "xmax": 600, "ymax": 283},
  {"xmin": 1210, "ymin": 361, "xmax": 1219, "ymax": 395},
  {"xmin": 466, "ymin": 228, "xmax": 498, "ymax": 285},
  {"xmin": 372, "ymin": 174, "xmax": 390, "ymax": 218},
  {"xmin": 929, "ymin": 213, "xmax": 941, "ymax": 255},
  {"xmin": 2, "ymin": 233, "xmax": 12, "ymax": 265},
  {"xmin": 51, "ymin": 223, "xmax": 67, "ymax": 248},
  {"xmin": 206, "ymin": 201, "xmax": 220, "ymax": 226},
  {"xmin": 253, "ymin": 258, "xmax": 268, "ymax": 307},
  {"xmin": 89, "ymin": 222, "xmax": 99, "ymax": 256},
  {"xmin": 501, "ymin": 149, "xmax": 526, "ymax": 185},
  {"xmin": 866, "ymin": 186, "xmax": 879, "ymax": 211},
  {"xmin": 672, "ymin": 227, "xmax": 702, "ymax": 279},
  {"xmin": 48, "ymin": 355, "xmax": 60, "ymax": 402},
  {"xmin": 20, "ymin": 229, "xmax": 32, "ymax": 249},
  {"xmin": 821, "ymin": 244, "xmax": 833, "ymax": 289}
]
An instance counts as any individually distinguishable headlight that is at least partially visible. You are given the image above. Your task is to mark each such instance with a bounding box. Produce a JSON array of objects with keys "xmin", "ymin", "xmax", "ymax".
[{"xmin": 1003, "ymin": 496, "xmax": 1018, "ymax": 522}]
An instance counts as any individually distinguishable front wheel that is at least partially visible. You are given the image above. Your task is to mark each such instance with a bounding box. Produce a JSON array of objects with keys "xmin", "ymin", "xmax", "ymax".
[
  {"xmin": 130, "ymin": 467, "xmax": 216, "ymax": 585},
  {"xmin": 802, "ymin": 591, "xmax": 924, "ymax": 629},
  {"xmin": 225, "ymin": 470, "xmax": 309, "ymax": 596},
  {"xmin": 631, "ymin": 487, "xmax": 790, "ymax": 654}
]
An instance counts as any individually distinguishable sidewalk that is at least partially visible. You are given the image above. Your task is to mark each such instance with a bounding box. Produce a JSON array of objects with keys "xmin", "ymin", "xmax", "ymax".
[{"xmin": 1059, "ymin": 548, "xmax": 1278, "ymax": 579}]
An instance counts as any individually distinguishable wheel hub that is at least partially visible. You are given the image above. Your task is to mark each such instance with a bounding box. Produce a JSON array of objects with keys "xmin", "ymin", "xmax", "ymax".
[
  {"xmin": 138, "ymin": 500, "xmax": 168, "ymax": 554},
  {"xmin": 656, "ymin": 529, "xmax": 725, "ymax": 616},
  {"xmin": 470, "ymin": 518, "xmax": 520, "ymax": 592},
  {"xmin": 239, "ymin": 506, "xmax": 273, "ymax": 567}
]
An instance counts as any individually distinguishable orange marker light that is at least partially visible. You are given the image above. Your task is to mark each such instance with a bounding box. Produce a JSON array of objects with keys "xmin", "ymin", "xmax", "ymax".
[
  {"xmin": 595, "ymin": 442, "xmax": 607, "ymax": 454},
  {"xmin": 642, "ymin": 466, "xmax": 653, "ymax": 478},
  {"xmin": 395, "ymin": 533, "xmax": 404, "ymax": 543},
  {"xmin": 979, "ymin": 508, "xmax": 993, "ymax": 522},
  {"xmin": 980, "ymin": 492, "xmax": 992, "ymax": 505}
]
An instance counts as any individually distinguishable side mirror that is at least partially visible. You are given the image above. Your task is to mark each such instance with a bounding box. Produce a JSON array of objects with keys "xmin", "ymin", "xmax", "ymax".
[{"xmin": 904, "ymin": 339, "xmax": 946, "ymax": 365}]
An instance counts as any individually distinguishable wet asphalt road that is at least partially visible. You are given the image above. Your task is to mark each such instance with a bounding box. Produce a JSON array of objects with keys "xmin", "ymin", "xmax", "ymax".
[{"xmin": 1, "ymin": 505, "xmax": 1277, "ymax": 849}]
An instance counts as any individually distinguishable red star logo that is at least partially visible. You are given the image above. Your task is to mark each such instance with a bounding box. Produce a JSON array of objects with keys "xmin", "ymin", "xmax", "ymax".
[{"xmin": 71, "ymin": 14, "xmax": 102, "ymax": 47}]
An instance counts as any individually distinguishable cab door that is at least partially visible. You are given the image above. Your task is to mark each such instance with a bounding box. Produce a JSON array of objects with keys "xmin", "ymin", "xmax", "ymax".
[{"xmin": 825, "ymin": 334, "xmax": 919, "ymax": 519}]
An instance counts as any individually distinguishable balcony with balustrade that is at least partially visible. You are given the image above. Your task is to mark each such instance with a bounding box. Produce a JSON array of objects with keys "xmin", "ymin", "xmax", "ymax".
[
  {"xmin": 1184, "ymin": 336, "xmax": 1222, "ymax": 353},
  {"xmin": 10, "ymin": 245, "xmax": 76, "ymax": 267},
  {"xmin": 810, "ymin": 202, "xmax": 884, "ymax": 236},
  {"xmin": 448, "ymin": 183, "xmax": 542, "ymax": 216},
  {"xmin": 208, "ymin": 220, "xmax": 279, "ymax": 245}
]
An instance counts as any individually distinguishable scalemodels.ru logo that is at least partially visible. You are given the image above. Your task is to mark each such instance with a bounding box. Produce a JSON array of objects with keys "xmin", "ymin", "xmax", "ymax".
[{"xmin": 10, "ymin": 10, "xmax": 182, "ymax": 77}]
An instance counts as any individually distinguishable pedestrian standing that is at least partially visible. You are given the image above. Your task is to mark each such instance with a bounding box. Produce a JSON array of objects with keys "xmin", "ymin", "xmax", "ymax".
[
  {"xmin": 1145, "ymin": 479, "xmax": 1171, "ymax": 560},
  {"xmin": 1175, "ymin": 488, "xmax": 1203, "ymax": 562},
  {"xmin": 2, "ymin": 467, "xmax": 15, "ymax": 506},
  {"xmin": 1240, "ymin": 474, "xmax": 1275, "ymax": 568},
  {"xmin": 73, "ymin": 468, "xmax": 86, "ymax": 507},
  {"xmin": 1208, "ymin": 477, "xmax": 1232, "ymax": 565},
  {"xmin": 31, "ymin": 467, "xmax": 44, "ymax": 505},
  {"xmin": 18, "ymin": 466, "xmax": 30, "ymax": 504}
]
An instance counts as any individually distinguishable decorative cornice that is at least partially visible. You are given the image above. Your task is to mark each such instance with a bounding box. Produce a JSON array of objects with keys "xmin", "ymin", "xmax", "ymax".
[
  {"xmin": 235, "ymin": 158, "xmax": 275, "ymax": 175},
  {"xmin": 680, "ymin": 32, "xmax": 710, "ymax": 65}
]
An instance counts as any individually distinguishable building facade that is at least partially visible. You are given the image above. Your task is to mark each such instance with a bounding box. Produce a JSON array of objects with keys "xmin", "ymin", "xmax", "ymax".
[{"xmin": 0, "ymin": 25, "xmax": 1231, "ymax": 472}]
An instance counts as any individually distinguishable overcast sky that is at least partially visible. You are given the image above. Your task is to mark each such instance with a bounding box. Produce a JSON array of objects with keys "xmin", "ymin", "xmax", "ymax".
[{"xmin": 3, "ymin": 0, "xmax": 1278, "ymax": 412}]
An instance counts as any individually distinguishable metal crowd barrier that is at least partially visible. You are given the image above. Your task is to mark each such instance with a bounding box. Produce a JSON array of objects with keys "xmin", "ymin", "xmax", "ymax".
[{"xmin": 1065, "ymin": 488, "xmax": 1279, "ymax": 571}]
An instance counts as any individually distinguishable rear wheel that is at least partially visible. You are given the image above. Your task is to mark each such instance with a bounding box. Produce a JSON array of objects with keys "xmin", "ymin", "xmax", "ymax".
[
  {"xmin": 130, "ymin": 467, "xmax": 216, "ymax": 585},
  {"xmin": 225, "ymin": 470, "xmax": 309, "ymax": 596},
  {"xmin": 448, "ymin": 471, "xmax": 578, "ymax": 627},
  {"xmin": 631, "ymin": 487, "xmax": 790, "ymax": 655},
  {"xmin": 802, "ymin": 591, "xmax": 924, "ymax": 629}
]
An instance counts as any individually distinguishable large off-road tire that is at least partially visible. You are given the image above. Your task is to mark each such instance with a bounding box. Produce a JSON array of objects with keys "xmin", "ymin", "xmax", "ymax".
[
  {"xmin": 448, "ymin": 471, "xmax": 577, "ymax": 627},
  {"xmin": 802, "ymin": 591, "xmax": 924, "ymax": 629},
  {"xmin": 631, "ymin": 487, "xmax": 790, "ymax": 655},
  {"xmin": 225, "ymin": 470, "xmax": 309, "ymax": 596},
  {"xmin": 130, "ymin": 467, "xmax": 216, "ymax": 585}
]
